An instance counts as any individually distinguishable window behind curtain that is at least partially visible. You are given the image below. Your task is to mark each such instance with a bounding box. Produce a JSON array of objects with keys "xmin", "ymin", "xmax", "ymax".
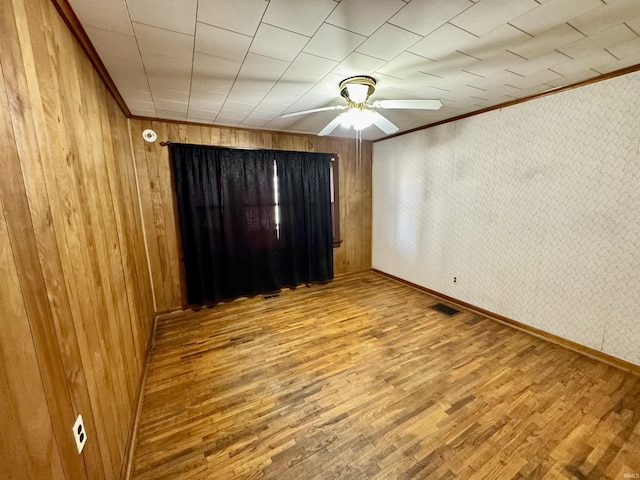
[{"xmin": 170, "ymin": 143, "xmax": 334, "ymax": 307}]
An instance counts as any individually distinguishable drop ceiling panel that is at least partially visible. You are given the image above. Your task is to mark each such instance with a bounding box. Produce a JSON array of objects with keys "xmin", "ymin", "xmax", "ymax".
[
  {"xmin": 569, "ymin": 0, "xmax": 640, "ymax": 36},
  {"xmin": 144, "ymin": 54, "xmax": 192, "ymax": 91},
  {"xmin": 154, "ymin": 99, "xmax": 188, "ymax": 111},
  {"xmin": 458, "ymin": 24, "xmax": 531, "ymax": 60},
  {"xmin": 84, "ymin": 27, "xmax": 149, "ymax": 91},
  {"xmin": 417, "ymin": 52, "xmax": 479, "ymax": 78},
  {"xmin": 235, "ymin": 54, "xmax": 290, "ymax": 88},
  {"xmin": 152, "ymin": 88, "xmax": 189, "ymax": 103},
  {"xmin": 333, "ymin": 53, "xmax": 387, "ymax": 77},
  {"xmin": 466, "ymin": 70, "xmax": 526, "ymax": 91},
  {"xmin": 464, "ymin": 51, "xmax": 526, "ymax": 78},
  {"xmin": 249, "ymin": 24, "xmax": 310, "ymax": 62},
  {"xmin": 551, "ymin": 50, "xmax": 618, "ymax": 76},
  {"xmin": 625, "ymin": 17, "xmax": 640, "ymax": 35},
  {"xmin": 194, "ymin": 23, "xmax": 251, "ymax": 62},
  {"xmin": 133, "ymin": 23, "xmax": 194, "ymax": 60},
  {"xmin": 507, "ymin": 51, "xmax": 571, "ymax": 77},
  {"xmin": 263, "ymin": 0, "xmax": 338, "ymax": 36},
  {"xmin": 303, "ymin": 24, "xmax": 367, "ymax": 61},
  {"xmin": 66, "ymin": 0, "xmax": 640, "ymax": 139},
  {"xmin": 608, "ymin": 35, "xmax": 640, "ymax": 59},
  {"xmin": 188, "ymin": 110, "xmax": 217, "ymax": 123},
  {"xmin": 155, "ymin": 109, "xmax": 188, "ymax": 121},
  {"xmin": 389, "ymin": 0, "xmax": 473, "ymax": 36},
  {"xmin": 127, "ymin": 0, "xmax": 196, "ymax": 35},
  {"xmin": 450, "ymin": 0, "xmax": 538, "ymax": 37},
  {"xmin": 557, "ymin": 24, "xmax": 637, "ymax": 59},
  {"xmin": 326, "ymin": 0, "xmax": 406, "ymax": 37},
  {"xmin": 68, "ymin": 0, "xmax": 132, "ymax": 34},
  {"xmin": 546, "ymin": 70, "xmax": 599, "ymax": 88},
  {"xmin": 509, "ymin": 24, "xmax": 586, "ymax": 60},
  {"xmin": 408, "ymin": 24, "xmax": 477, "ymax": 61},
  {"xmin": 376, "ymin": 52, "xmax": 433, "ymax": 79},
  {"xmin": 356, "ymin": 23, "xmax": 422, "ymax": 61},
  {"xmin": 271, "ymin": 73, "xmax": 316, "ymax": 96},
  {"xmin": 509, "ymin": 0, "xmax": 603, "ymax": 36},
  {"xmin": 197, "ymin": 0, "xmax": 268, "ymax": 36},
  {"xmin": 594, "ymin": 49, "xmax": 640, "ymax": 74},
  {"xmin": 506, "ymin": 68, "xmax": 562, "ymax": 90},
  {"xmin": 287, "ymin": 54, "xmax": 338, "ymax": 80},
  {"xmin": 191, "ymin": 53, "xmax": 241, "ymax": 95}
]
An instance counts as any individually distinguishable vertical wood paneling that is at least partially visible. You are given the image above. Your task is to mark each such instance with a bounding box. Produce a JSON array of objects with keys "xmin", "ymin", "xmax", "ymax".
[
  {"xmin": 0, "ymin": 197, "xmax": 66, "ymax": 480},
  {"xmin": 0, "ymin": 0, "xmax": 156, "ymax": 478},
  {"xmin": 130, "ymin": 120, "xmax": 373, "ymax": 312}
]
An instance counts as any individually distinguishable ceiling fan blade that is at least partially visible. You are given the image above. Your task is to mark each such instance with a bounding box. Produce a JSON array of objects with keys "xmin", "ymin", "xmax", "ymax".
[
  {"xmin": 318, "ymin": 116, "xmax": 344, "ymax": 136},
  {"xmin": 372, "ymin": 99, "xmax": 442, "ymax": 110},
  {"xmin": 280, "ymin": 105, "xmax": 347, "ymax": 118},
  {"xmin": 370, "ymin": 111, "xmax": 399, "ymax": 135}
]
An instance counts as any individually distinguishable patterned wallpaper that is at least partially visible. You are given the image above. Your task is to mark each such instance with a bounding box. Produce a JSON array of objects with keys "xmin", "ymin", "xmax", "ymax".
[{"xmin": 373, "ymin": 71, "xmax": 640, "ymax": 366}]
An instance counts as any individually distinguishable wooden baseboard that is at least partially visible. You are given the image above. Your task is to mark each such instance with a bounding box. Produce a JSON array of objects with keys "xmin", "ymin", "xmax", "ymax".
[
  {"xmin": 372, "ymin": 269, "xmax": 640, "ymax": 377},
  {"xmin": 121, "ymin": 314, "xmax": 159, "ymax": 480}
]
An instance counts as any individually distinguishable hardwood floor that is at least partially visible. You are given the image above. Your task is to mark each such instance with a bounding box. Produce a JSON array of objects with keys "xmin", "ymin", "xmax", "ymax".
[{"xmin": 131, "ymin": 272, "xmax": 640, "ymax": 479}]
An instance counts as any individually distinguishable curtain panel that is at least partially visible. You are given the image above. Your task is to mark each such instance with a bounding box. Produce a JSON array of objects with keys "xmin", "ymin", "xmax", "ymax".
[{"xmin": 170, "ymin": 143, "xmax": 334, "ymax": 306}]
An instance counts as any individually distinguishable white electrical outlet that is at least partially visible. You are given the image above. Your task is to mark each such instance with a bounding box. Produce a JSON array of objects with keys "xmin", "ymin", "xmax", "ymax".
[
  {"xmin": 72, "ymin": 415, "xmax": 87, "ymax": 454},
  {"xmin": 453, "ymin": 276, "xmax": 458, "ymax": 285}
]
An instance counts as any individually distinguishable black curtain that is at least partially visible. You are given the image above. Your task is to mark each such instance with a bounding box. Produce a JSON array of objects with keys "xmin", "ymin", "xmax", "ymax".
[
  {"xmin": 276, "ymin": 152, "xmax": 334, "ymax": 286},
  {"xmin": 170, "ymin": 143, "xmax": 333, "ymax": 306},
  {"xmin": 171, "ymin": 144, "xmax": 279, "ymax": 305}
]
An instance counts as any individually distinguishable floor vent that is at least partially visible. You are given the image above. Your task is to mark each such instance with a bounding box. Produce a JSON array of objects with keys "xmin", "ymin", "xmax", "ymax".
[{"xmin": 429, "ymin": 303, "xmax": 461, "ymax": 317}]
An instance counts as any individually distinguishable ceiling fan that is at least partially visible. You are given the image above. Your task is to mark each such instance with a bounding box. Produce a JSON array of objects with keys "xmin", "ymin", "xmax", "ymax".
[{"xmin": 280, "ymin": 75, "xmax": 443, "ymax": 136}]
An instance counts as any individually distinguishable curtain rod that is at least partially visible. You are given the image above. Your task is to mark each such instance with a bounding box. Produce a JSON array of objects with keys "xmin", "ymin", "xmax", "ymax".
[{"xmin": 158, "ymin": 141, "xmax": 337, "ymax": 161}]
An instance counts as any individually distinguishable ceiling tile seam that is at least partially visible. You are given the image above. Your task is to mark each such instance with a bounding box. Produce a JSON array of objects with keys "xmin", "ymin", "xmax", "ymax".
[
  {"xmin": 464, "ymin": 84, "xmax": 488, "ymax": 92},
  {"xmin": 212, "ymin": 6, "xmax": 275, "ymax": 125},
  {"xmin": 419, "ymin": 71, "xmax": 445, "ymax": 80},
  {"xmin": 258, "ymin": 21, "xmax": 314, "ymax": 40},
  {"xmin": 435, "ymin": 1, "xmax": 482, "ymax": 31},
  {"xmin": 259, "ymin": 0, "xmax": 340, "ymax": 41},
  {"xmin": 503, "ymin": 68, "xmax": 526, "ymax": 78},
  {"xmin": 215, "ymin": 58, "xmax": 331, "ymax": 126},
  {"xmin": 505, "ymin": 50, "xmax": 532, "ymax": 62},
  {"xmin": 321, "ymin": 20, "xmax": 378, "ymax": 39},
  {"xmin": 122, "ymin": 2, "xmax": 156, "ymax": 115},
  {"xmin": 565, "ymin": 21, "xmax": 588, "ymax": 38},
  {"xmin": 626, "ymin": 21, "xmax": 640, "ymax": 36},
  {"xmin": 604, "ymin": 47, "xmax": 621, "ymax": 61},
  {"xmin": 193, "ymin": 21, "xmax": 253, "ymax": 40},
  {"xmin": 189, "ymin": 0, "xmax": 207, "ymax": 121},
  {"xmin": 503, "ymin": 82, "xmax": 523, "ymax": 91},
  {"xmin": 444, "ymin": 21, "xmax": 480, "ymax": 40},
  {"xmin": 185, "ymin": 0, "xmax": 200, "ymax": 121},
  {"xmin": 241, "ymin": 56, "xmax": 342, "ymax": 121},
  {"xmin": 505, "ymin": 22, "xmax": 535, "ymax": 39},
  {"xmin": 130, "ymin": 20, "xmax": 194, "ymax": 38}
]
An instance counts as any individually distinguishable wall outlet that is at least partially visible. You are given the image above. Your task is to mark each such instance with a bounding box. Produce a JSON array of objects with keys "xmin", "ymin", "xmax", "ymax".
[
  {"xmin": 72, "ymin": 415, "xmax": 87, "ymax": 454},
  {"xmin": 453, "ymin": 276, "xmax": 458, "ymax": 284}
]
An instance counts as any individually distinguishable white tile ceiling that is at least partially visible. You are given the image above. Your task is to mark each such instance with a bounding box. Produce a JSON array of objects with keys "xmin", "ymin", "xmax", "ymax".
[{"xmin": 69, "ymin": 0, "xmax": 640, "ymax": 140}]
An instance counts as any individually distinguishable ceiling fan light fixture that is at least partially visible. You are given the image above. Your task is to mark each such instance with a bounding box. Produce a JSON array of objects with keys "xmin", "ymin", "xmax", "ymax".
[
  {"xmin": 339, "ymin": 76, "xmax": 376, "ymax": 105},
  {"xmin": 339, "ymin": 108, "xmax": 376, "ymax": 131},
  {"xmin": 345, "ymin": 83, "xmax": 369, "ymax": 104}
]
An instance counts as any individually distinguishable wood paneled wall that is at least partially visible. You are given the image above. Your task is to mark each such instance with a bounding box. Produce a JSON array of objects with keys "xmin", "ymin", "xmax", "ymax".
[
  {"xmin": 0, "ymin": 0, "xmax": 155, "ymax": 478},
  {"xmin": 129, "ymin": 119, "xmax": 373, "ymax": 313}
]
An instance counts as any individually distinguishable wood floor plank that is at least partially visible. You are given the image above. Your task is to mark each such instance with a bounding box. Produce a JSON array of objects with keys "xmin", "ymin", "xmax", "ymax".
[{"xmin": 132, "ymin": 272, "xmax": 640, "ymax": 479}]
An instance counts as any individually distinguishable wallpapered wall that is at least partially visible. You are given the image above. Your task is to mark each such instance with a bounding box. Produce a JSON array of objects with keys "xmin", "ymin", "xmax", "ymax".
[{"xmin": 372, "ymin": 70, "xmax": 640, "ymax": 366}]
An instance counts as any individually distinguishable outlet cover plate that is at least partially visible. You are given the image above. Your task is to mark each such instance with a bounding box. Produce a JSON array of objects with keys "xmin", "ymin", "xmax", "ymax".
[{"xmin": 72, "ymin": 414, "xmax": 87, "ymax": 454}]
